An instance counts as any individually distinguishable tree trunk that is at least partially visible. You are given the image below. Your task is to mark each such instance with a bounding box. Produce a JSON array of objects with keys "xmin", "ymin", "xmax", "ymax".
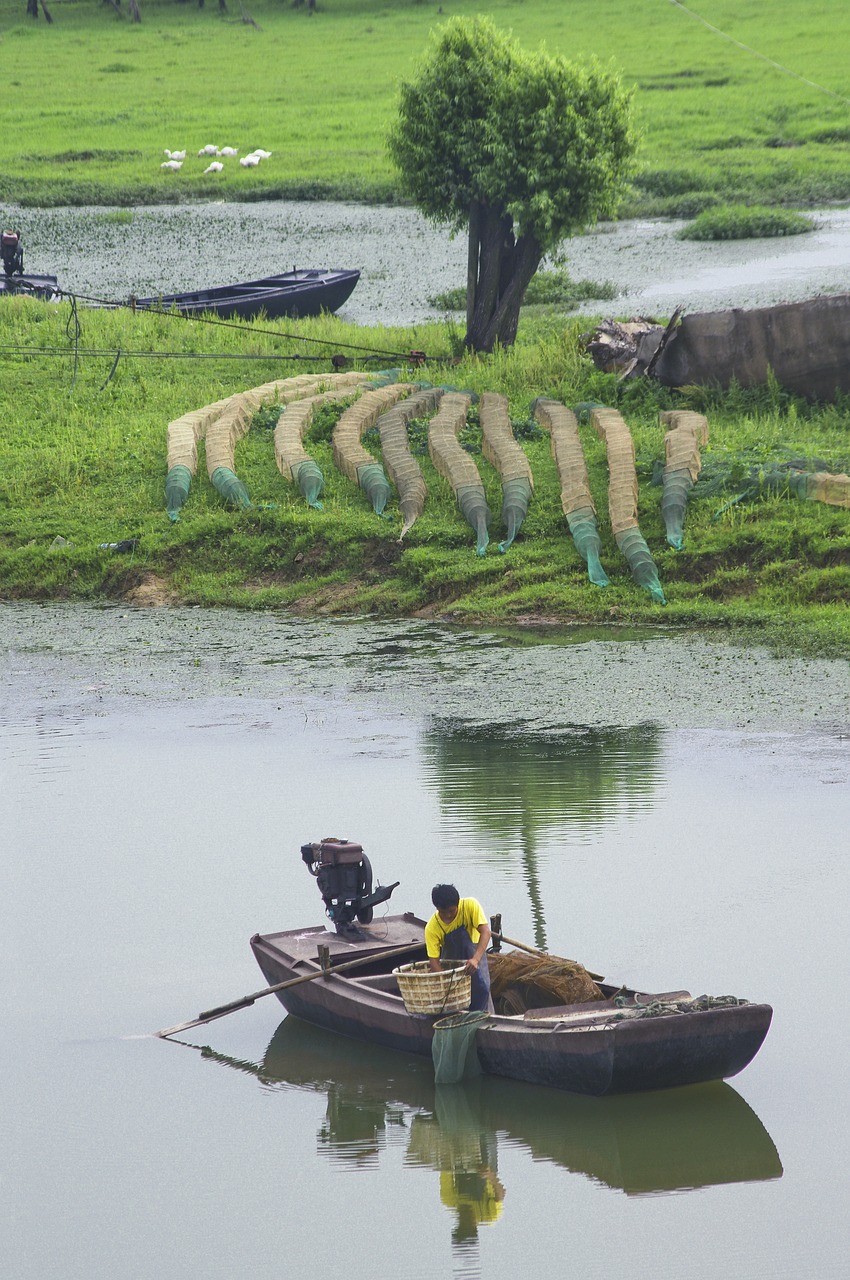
[
  {"xmin": 39, "ymin": 0, "xmax": 53, "ymax": 20},
  {"xmin": 464, "ymin": 205, "xmax": 541, "ymax": 353},
  {"xmin": 128, "ymin": 0, "xmax": 140, "ymax": 20},
  {"xmin": 27, "ymin": 0, "xmax": 38, "ymax": 15}
]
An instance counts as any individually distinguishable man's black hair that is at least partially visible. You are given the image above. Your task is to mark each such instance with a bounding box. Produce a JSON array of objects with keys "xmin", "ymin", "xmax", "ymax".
[{"xmin": 431, "ymin": 884, "xmax": 460, "ymax": 910}]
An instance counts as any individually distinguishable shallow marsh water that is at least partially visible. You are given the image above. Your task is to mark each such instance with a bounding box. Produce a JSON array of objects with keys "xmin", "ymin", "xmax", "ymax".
[
  {"xmin": 2, "ymin": 603, "xmax": 849, "ymax": 1279},
  {"xmin": 6, "ymin": 202, "xmax": 850, "ymax": 325}
]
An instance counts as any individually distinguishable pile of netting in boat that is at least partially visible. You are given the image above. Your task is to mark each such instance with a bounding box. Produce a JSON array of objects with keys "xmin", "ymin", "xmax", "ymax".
[
  {"xmin": 611, "ymin": 994, "xmax": 749, "ymax": 1020},
  {"xmin": 488, "ymin": 952, "xmax": 603, "ymax": 1015}
]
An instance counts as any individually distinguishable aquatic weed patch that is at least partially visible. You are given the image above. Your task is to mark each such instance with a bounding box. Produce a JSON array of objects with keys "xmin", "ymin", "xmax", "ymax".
[{"xmin": 678, "ymin": 206, "xmax": 815, "ymax": 241}]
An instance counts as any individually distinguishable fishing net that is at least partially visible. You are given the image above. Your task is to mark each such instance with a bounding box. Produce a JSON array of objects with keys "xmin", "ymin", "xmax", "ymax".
[
  {"xmin": 432, "ymin": 1011, "xmax": 490, "ymax": 1084},
  {"xmin": 498, "ymin": 477, "xmax": 533, "ymax": 553},
  {"xmin": 488, "ymin": 952, "xmax": 603, "ymax": 1015},
  {"xmin": 660, "ymin": 470, "xmax": 694, "ymax": 549},
  {"xmin": 165, "ymin": 464, "xmax": 192, "ymax": 522},
  {"xmin": 615, "ymin": 528, "xmax": 666, "ymax": 603},
  {"xmin": 457, "ymin": 485, "xmax": 491, "ymax": 556},
  {"xmin": 291, "ymin": 458, "xmax": 325, "ymax": 509},
  {"xmin": 356, "ymin": 461, "xmax": 392, "ymax": 517},
  {"xmin": 566, "ymin": 506, "xmax": 610, "ymax": 587},
  {"xmin": 210, "ymin": 466, "xmax": 252, "ymax": 509}
]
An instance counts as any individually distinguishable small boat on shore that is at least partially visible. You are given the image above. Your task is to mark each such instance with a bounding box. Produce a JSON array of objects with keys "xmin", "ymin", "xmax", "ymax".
[
  {"xmin": 128, "ymin": 268, "xmax": 360, "ymax": 320},
  {"xmin": 248, "ymin": 840, "xmax": 772, "ymax": 1097}
]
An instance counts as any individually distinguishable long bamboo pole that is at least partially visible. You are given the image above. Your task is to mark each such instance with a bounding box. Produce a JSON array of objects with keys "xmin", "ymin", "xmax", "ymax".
[{"xmin": 154, "ymin": 940, "xmax": 424, "ymax": 1040}]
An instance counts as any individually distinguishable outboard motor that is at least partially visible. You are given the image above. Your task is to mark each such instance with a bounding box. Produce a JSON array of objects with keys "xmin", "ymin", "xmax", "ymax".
[
  {"xmin": 1, "ymin": 230, "xmax": 24, "ymax": 277},
  {"xmin": 301, "ymin": 838, "xmax": 399, "ymax": 936}
]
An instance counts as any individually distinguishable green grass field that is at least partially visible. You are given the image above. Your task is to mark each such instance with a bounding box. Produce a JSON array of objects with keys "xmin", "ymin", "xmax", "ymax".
[
  {"xmin": 2, "ymin": 0, "xmax": 850, "ymax": 213},
  {"xmin": 1, "ymin": 297, "xmax": 848, "ymax": 655}
]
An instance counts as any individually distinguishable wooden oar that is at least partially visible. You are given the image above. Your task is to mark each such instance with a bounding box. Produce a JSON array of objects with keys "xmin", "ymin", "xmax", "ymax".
[
  {"xmin": 154, "ymin": 940, "xmax": 424, "ymax": 1040},
  {"xmin": 490, "ymin": 931, "xmax": 605, "ymax": 983}
]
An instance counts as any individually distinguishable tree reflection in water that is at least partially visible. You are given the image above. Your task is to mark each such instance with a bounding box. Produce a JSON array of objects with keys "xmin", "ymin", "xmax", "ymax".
[{"xmin": 422, "ymin": 723, "xmax": 665, "ymax": 950}]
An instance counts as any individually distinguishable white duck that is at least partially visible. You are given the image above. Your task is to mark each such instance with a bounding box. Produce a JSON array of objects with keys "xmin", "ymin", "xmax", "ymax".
[
  {"xmin": 239, "ymin": 154, "xmax": 260, "ymax": 168},
  {"xmin": 249, "ymin": 149, "xmax": 272, "ymax": 160},
  {"xmin": 164, "ymin": 150, "xmax": 186, "ymax": 161},
  {"xmin": 198, "ymin": 144, "xmax": 220, "ymax": 157},
  {"xmin": 204, "ymin": 161, "xmax": 224, "ymax": 174},
  {"xmin": 161, "ymin": 160, "xmax": 183, "ymax": 171},
  {"xmin": 218, "ymin": 147, "xmax": 239, "ymax": 157}
]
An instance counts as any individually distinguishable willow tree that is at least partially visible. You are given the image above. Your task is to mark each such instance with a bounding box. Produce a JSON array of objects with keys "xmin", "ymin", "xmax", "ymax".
[{"xmin": 388, "ymin": 18, "xmax": 636, "ymax": 352}]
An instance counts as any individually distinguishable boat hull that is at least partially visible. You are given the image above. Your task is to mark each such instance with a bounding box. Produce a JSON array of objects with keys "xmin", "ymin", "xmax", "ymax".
[
  {"xmin": 132, "ymin": 268, "xmax": 360, "ymax": 320},
  {"xmin": 250, "ymin": 921, "xmax": 772, "ymax": 1097}
]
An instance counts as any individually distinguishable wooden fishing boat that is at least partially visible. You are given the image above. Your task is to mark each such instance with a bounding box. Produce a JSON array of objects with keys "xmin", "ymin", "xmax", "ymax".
[
  {"xmin": 250, "ymin": 912, "xmax": 773, "ymax": 1097},
  {"xmin": 128, "ymin": 268, "xmax": 360, "ymax": 320}
]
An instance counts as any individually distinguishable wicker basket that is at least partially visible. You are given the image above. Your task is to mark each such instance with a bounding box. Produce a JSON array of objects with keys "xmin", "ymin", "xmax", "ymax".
[{"xmin": 393, "ymin": 960, "xmax": 471, "ymax": 1015}]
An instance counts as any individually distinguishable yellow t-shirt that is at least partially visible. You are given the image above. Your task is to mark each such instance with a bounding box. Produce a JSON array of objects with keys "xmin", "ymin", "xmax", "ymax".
[{"xmin": 425, "ymin": 898, "xmax": 487, "ymax": 959}]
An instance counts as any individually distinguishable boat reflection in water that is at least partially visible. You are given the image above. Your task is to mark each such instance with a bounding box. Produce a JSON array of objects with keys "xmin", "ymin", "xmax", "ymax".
[{"xmin": 196, "ymin": 1015, "xmax": 782, "ymax": 1260}]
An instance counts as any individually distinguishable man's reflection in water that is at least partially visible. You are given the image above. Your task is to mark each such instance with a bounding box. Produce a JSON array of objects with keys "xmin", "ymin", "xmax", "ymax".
[{"xmin": 406, "ymin": 1083, "xmax": 504, "ymax": 1265}]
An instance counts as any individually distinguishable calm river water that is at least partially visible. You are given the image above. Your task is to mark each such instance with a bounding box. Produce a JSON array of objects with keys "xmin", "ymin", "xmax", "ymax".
[{"xmin": 2, "ymin": 604, "xmax": 849, "ymax": 1279}]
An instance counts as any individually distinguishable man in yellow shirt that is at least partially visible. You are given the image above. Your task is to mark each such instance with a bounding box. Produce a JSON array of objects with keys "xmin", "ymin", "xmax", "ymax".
[{"xmin": 425, "ymin": 884, "xmax": 493, "ymax": 1012}]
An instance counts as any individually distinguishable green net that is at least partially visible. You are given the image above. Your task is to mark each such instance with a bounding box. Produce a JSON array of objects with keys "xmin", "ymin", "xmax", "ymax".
[
  {"xmin": 661, "ymin": 468, "xmax": 694, "ymax": 549},
  {"xmin": 356, "ymin": 461, "xmax": 392, "ymax": 516},
  {"xmin": 432, "ymin": 1011, "xmax": 489, "ymax": 1084},
  {"xmin": 165, "ymin": 464, "xmax": 192, "ymax": 522},
  {"xmin": 210, "ymin": 466, "xmax": 252, "ymax": 509},
  {"xmin": 615, "ymin": 527, "xmax": 666, "ymax": 604},
  {"xmin": 498, "ymin": 476, "xmax": 532, "ymax": 553},
  {"xmin": 292, "ymin": 458, "xmax": 325, "ymax": 510},
  {"xmin": 457, "ymin": 485, "xmax": 491, "ymax": 556},
  {"xmin": 565, "ymin": 505, "xmax": 610, "ymax": 587}
]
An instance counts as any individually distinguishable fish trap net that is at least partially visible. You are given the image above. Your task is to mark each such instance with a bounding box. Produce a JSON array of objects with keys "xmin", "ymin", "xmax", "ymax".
[
  {"xmin": 394, "ymin": 960, "xmax": 471, "ymax": 1015},
  {"xmin": 488, "ymin": 952, "xmax": 602, "ymax": 1015}
]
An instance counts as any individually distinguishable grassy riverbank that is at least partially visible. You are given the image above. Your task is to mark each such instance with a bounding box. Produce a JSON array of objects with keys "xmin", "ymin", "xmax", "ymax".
[
  {"xmin": 2, "ymin": 0, "xmax": 850, "ymax": 214},
  {"xmin": 1, "ymin": 298, "xmax": 848, "ymax": 656}
]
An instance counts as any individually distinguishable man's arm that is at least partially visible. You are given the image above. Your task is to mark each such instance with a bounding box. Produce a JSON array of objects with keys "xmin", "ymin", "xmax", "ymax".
[{"xmin": 465, "ymin": 920, "xmax": 491, "ymax": 973}]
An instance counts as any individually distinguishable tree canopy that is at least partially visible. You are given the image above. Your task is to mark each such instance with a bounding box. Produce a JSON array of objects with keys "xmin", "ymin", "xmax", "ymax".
[{"xmin": 388, "ymin": 17, "xmax": 637, "ymax": 351}]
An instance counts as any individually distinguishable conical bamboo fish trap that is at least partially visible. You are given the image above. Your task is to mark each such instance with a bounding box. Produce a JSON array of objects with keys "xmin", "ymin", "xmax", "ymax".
[
  {"xmin": 533, "ymin": 397, "xmax": 609, "ymax": 586},
  {"xmin": 428, "ymin": 393, "xmax": 491, "ymax": 555},
  {"xmin": 591, "ymin": 407, "xmax": 665, "ymax": 603},
  {"xmin": 659, "ymin": 410, "xmax": 709, "ymax": 549},
  {"xmin": 332, "ymin": 383, "xmax": 414, "ymax": 514},
  {"xmin": 479, "ymin": 392, "xmax": 533, "ymax": 552},
  {"xmin": 376, "ymin": 387, "xmax": 444, "ymax": 539}
]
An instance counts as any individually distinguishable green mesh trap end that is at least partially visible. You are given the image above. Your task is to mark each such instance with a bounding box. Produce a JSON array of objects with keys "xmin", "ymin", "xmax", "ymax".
[
  {"xmin": 566, "ymin": 506, "xmax": 609, "ymax": 587},
  {"xmin": 292, "ymin": 459, "xmax": 325, "ymax": 510},
  {"xmin": 616, "ymin": 528, "xmax": 666, "ymax": 604},
  {"xmin": 661, "ymin": 469, "xmax": 694, "ymax": 549},
  {"xmin": 573, "ymin": 400, "xmax": 606, "ymax": 425},
  {"xmin": 457, "ymin": 484, "xmax": 491, "ymax": 556},
  {"xmin": 165, "ymin": 464, "xmax": 192, "ymax": 522},
  {"xmin": 210, "ymin": 466, "xmax": 252, "ymax": 509},
  {"xmin": 357, "ymin": 461, "xmax": 392, "ymax": 516},
  {"xmin": 498, "ymin": 476, "xmax": 533, "ymax": 553}
]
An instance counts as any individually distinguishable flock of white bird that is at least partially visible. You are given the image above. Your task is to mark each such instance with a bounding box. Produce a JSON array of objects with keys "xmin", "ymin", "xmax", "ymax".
[{"xmin": 160, "ymin": 146, "xmax": 272, "ymax": 174}]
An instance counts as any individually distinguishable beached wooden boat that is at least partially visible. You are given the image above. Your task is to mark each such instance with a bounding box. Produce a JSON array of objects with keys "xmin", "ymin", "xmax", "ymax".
[
  {"xmin": 129, "ymin": 268, "xmax": 360, "ymax": 320},
  {"xmin": 250, "ymin": 913, "xmax": 772, "ymax": 1097}
]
